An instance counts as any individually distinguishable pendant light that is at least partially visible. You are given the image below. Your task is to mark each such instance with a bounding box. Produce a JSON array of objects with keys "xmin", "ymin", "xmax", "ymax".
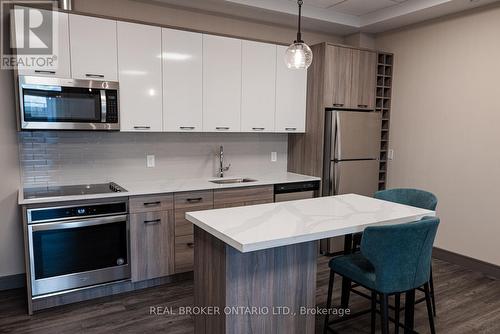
[{"xmin": 284, "ymin": 0, "xmax": 313, "ymax": 70}]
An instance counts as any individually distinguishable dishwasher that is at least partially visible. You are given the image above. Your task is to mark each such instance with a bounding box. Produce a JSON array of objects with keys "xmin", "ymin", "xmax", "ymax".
[{"xmin": 274, "ymin": 181, "xmax": 320, "ymax": 202}]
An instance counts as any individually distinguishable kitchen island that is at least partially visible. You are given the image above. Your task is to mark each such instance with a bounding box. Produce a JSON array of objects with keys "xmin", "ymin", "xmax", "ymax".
[{"xmin": 186, "ymin": 193, "xmax": 435, "ymax": 334}]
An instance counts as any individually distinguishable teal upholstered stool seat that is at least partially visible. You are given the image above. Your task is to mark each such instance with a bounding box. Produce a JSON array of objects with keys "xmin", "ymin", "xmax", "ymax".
[
  {"xmin": 324, "ymin": 217, "xmax": 440, "ymax": 334},
  {"xmin": 329, "ymin": 254, "xmax": 376, "ymax": 291}
]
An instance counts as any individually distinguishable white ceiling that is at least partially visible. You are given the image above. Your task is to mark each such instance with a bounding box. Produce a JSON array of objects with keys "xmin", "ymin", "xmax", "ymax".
[
  {"xmin": 142, "ymin": 0, "xmax": 500, "ymax": 35},
  {"xmin": 292, "ymin": 0, "xmax": 409, "ymax": 16}
]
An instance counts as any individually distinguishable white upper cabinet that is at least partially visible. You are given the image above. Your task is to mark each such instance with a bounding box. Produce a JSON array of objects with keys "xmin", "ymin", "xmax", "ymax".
[
  {"xmin": 12, "ymin": 8, "xmax": 71, "ymax": 78},
  {"xmin": 69, "ymin": 15, "xmax": 118, "ymax": 81},
  {"xmin": 162, "ymin": 28, "xmax": 203, "ymax": 132},
  {"xmin": 203, "ymin": 35, "xmax": 242, "ymax": 132},
  {"xmin": 241, "ymin": 41, "xmax": 276, "ymax": 132},
  {"xmin": 275, "ymin": 45, "xmax": 307, "ymax": 133},
  {"xmin": 117, "ymin": 22, "xmax": 163, "ymax": 132}
]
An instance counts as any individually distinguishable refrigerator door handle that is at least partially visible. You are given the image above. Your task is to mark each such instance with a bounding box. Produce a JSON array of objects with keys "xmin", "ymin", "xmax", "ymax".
[
  {"xmin": 336, "ymin": 112, "xmax": 342, "ymax": 160},
  {"xmin": 335, "ymin": 162, "xmax": 341, "ymax": 195},
  {"xmin": 330, "ymin": 162, "xmax": 340, "ymax": 195}
]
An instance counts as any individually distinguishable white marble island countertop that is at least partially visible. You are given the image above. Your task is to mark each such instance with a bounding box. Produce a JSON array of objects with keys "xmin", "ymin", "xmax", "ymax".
[
  {"xmin": 18, "ymin": 172, "xmax": 320, "ymax": 205},
  {"xmin": 186, "ymin": 194, "xmax": 435, "ymax": 252}
]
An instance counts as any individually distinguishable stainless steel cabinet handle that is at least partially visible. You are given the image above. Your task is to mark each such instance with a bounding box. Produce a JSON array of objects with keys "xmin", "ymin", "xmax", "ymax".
[
  {"xmin": 134, "ymin": 126, "xmax": 151, "ymax": 130},
  {"xmin": 180, "ymin": 126, "xmax": 195, "ymax": 130},
  {"xmin": 358, "ymin": 104, "xmax": 368, "ymax": 108},
  {"xmin": 216, "ymin": 127, "xmax": 230, "ymax": 130},
  {"xmin": 144, "ymin": 219, "xmax": 161, "ymax": 225},
  {"xmin": 35, "ymin": 70, "xmax": 56, "ymax": 75},
  {"xmin": 85, "ymin": 74, "xmax": 105, "ymax": 78},
  {"xmin": 252, "ymin": 127, "xmax": 265, "ymax": 131},
  {"xmin": 186, "ymin": 197, "xmax": 203, "ymax": 203},
  {"xmin": 285, "ymin": 127, "xmax": 297, "ymax": 131},
  {"xmin": 333, "ymin": 103, "xmax": 344, "ymax": 107},
  {"xmin": 143, "ymin": 201, "xmax": 161, "ymax": 206}
]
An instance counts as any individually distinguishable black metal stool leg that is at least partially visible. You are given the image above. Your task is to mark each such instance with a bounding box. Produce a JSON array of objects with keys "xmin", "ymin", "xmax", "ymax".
[
  {"xmin": 323, "ymin": 269, "xmax": 335, "ymax": 334},
  {"xmin": 394, "ymin": 293, "xmax": 401, "ymax": 334},
  {"xmin": 371, "ymin": 291, "xmax": 377, "ymax": 334},
  {"xmin": 380, "ymin": 293, "xmax": 390, "ymax": 334},
  {"xmin": 424, "ymin": 283, "xmax": 436, "ymax": 334},
  {"xmin": 404, "ymin": 289, "xmax": 416, "ymax": 334},
  {"xmin": 340, "ymin": 234, "xmax": 353, "ymax": 309},
  {"xmin": 429, "ymin": 266, "xmax": 437, "ymax": 316}
]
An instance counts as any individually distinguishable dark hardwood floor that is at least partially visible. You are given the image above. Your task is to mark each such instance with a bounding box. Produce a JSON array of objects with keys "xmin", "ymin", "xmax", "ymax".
[{"xmin": 0, "ymin": 258, "xmax": 499, "ymax": 333}]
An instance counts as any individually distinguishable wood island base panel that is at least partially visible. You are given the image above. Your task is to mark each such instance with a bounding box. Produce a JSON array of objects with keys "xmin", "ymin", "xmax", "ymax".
[{"xmin": 193, "ymin": 226, "xmax": 317, "ymax": 334}]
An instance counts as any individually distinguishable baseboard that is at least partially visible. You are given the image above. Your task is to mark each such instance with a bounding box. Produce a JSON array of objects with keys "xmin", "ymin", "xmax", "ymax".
[
  {"xmin": 0, "ymin": 273, "xmax": 26, "ymax": 291},
  {"xmin": 433, "ymin": 247, "xmax": 500, "ymax": 279}
]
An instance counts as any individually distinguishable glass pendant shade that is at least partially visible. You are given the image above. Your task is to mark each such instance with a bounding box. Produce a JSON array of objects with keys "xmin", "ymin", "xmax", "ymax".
[{"xmin": 284, "ymin": 42, "xmax": 313, "ymax": 69}]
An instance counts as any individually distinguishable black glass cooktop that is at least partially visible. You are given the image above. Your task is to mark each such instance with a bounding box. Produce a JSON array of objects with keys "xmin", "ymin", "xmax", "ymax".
[{"xmin": 24, "ymin": 182, "xmax": 127, "ymax": 199}]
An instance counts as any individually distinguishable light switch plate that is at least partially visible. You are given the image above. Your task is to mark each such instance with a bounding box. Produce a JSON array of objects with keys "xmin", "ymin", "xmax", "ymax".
[
  {"xmin": 147, "ymin": 155, "xmax": 155, "ymax": 168},
  {"xmin": 388, "ymin": 149, "xmax": 394, "ymax": 161},
  {"xmin": 271, "ymin": 152, "xmax": 277, "ymax": 162}
]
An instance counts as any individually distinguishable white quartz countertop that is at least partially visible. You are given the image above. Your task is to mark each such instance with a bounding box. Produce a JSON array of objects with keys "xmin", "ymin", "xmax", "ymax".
[
  {"xmin": 186, "ymin": 194, "xmax": 435, "ymax": 253},
  {"xmin": 18, "ymin": 172, "xmax": 320, "ymax": 205}
]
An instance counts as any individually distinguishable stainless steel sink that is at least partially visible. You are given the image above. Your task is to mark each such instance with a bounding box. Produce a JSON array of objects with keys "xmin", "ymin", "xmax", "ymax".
[{"xmin": 210, "ymin": 178, "xmax": 257, "ymax": 184}]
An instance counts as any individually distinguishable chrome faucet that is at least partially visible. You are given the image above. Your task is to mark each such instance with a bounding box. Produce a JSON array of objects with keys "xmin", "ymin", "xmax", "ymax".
[{"xmin": 217, "ymin": 145, "xmax": 231, "ymax": 178}]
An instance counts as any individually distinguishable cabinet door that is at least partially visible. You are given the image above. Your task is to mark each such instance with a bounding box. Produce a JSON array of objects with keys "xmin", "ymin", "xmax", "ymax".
[
  {"xmin": 175, "ymin": 235, "xmax": 194, "ymax": 273},
  {"xmin": 275, "ymin": 45, "xmax": 307, "ymax": 133},
  {"xmin": 118, "ymin": 22, "xmax": 162, "ymax": 132},
  {"xmin": 324, "ymin": 46, "xmax": 352, "ymax": 108},
  {"xmin": 13, "ymin": 8, "xmax": 71, "ymax": 78},
  {"xmin": 213, "ymin": 185, "xmax": 274, "ymax": 209},
  {"xmin": 203, "ymin": 35, "xmax": 242, "ymax": 132},
  {"xmin": 130, "ymin": 210, "xmax": 175, "ymax": 282},
  {"xmin": 241, "ymin": 41, "xmax": 276, "ymax": 132},
  {"xmin": 69, "ymin": 15, "xmax": 118, "ymax": 81},
  {"xmin": 350, "ymin": 50, "xmax": 376, "ymax": 110},
  {"xmin": 173, "ymin": 190, "xmax": 213, "ymax": 273},
  {"xmin": 163, "ymin": 28, "xmax": 203, "ymax": 132}
]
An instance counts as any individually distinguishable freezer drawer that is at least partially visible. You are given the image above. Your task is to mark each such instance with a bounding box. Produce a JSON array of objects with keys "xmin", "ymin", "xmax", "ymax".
[
  {"xmin": 330, "ymin": 111, "xmax": 381, "ymax": 160},
  {"xmin": 330, "ymin": 160, "xmax": 379, "ymax": 197}
]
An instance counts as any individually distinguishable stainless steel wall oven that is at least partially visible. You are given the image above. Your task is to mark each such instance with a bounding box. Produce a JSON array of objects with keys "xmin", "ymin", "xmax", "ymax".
[{"xmin": 26, "ymin": 200, "xmax": 130, "ymax": 297}]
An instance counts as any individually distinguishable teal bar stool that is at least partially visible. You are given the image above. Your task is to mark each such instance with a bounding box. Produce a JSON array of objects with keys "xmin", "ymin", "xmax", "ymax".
[
  {"xmin": 350, "ymin": 188, "xmax": 438, "ymax": 316},
  {"xmin": 324, "ymin": 217, "xmax": 440, "ymax": 334}
]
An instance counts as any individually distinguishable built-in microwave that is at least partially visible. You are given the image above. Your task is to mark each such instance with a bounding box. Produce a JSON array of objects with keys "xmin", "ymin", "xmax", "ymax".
[{"xmin": 17, "ymin": 76, "xmax": 119, "ymax": 131}]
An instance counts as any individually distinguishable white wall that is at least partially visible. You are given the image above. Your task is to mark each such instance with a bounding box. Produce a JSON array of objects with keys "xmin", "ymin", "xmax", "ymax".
[{"xmin": 376, "ymin": 5, "xmax": 500, "ymax": 266}]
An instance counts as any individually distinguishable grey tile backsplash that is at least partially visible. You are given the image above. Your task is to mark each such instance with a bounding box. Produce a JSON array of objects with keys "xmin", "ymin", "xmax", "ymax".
[{"xmin": 18, "ymin": 131, "xmax": 288, "ymax": 188}]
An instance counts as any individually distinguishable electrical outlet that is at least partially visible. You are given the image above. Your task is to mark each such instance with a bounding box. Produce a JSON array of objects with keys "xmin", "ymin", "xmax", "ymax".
[
  {"xmin": 146, "ymin": 155, "xmax": 155, "ymax": 168},
  {"xmin": 388, "ymin": 149, "xmax": 394, "ymax": 161},
  {"xmin": 271, "ymin": 152, "xmax": 277, "ymax": 162}
]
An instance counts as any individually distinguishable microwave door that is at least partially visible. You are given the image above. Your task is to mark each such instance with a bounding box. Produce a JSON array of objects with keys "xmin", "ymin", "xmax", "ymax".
[
  {"xmin": 18, "ymin": 76, "xmax": 120, "ymax": 131},
  {"xmin": 331, "ymin": 111, "xmax": 382, "ymax": 161}
]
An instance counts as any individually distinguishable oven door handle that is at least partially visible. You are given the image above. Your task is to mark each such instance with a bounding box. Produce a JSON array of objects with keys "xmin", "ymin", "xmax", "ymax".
[{"xmin": 29, "ymin": 215, "xmax": 128, "ymax": 232}]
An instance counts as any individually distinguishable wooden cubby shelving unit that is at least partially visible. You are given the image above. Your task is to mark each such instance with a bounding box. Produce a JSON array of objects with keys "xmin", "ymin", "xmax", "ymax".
[{"xmin": 376, "ymin": 52, "xmax": 394, "ymax": 191}]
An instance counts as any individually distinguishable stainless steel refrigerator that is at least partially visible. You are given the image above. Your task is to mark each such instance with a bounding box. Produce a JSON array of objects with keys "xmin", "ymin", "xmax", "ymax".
[{"xmin": 321, "ymin": 110, "xmax": 382, "ymax": 253}]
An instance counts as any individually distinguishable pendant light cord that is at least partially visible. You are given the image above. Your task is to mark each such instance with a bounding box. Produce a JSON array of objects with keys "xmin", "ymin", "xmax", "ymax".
[{"xmin": 295, "ymin": 0, "xmax": 303, "ymax": 43}]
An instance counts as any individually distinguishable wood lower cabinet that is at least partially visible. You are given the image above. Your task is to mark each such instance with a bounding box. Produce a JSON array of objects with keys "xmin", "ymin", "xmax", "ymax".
[
  {"xmin": 131, "ymin": 187, "xmax": 275, "ymax": 277},
  {"xmin": 130, "ymin": 210, "xmax": 175, "ymax": 282},
  {"xmin": 173, "ymin": 190, "xmax": 214, "ymax": 273},
  {"xmin": 175, "ymin": 234, "xmax": 195, "ymax": 273},
  {"xmin": 213, "ymin": 185, "xmax": 274, "ymax": 209},
  {"xmin": 130, "ymin": 194, "xmax": 175, "ymax": 282}
]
